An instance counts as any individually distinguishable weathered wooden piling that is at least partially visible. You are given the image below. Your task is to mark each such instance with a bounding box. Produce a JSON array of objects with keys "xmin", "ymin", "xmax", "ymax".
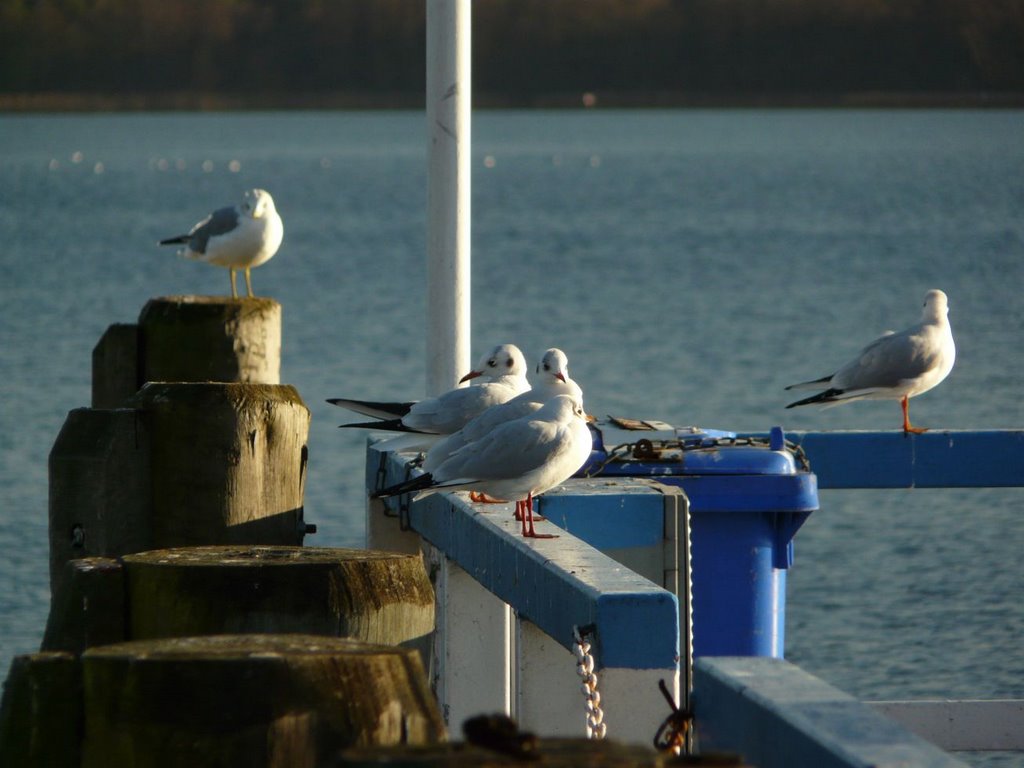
[
  {"xmin": 91, "ymin": 323, "xmax": 140, "ymax": 408},
  {"xmin": 92, "ymin": 297, "xmax": 282, "ymax": 408},
  {"xmin": 42, "ymin": 557, "xmax": 125, "ymax": 654},
  {"xmin": 80, "ymin": 635, "xmax": 445, "ymax": 768},
  {"xmin": 136, "ymin": 382, "xmax": 309, "ymax": 547},
  {"xmin": 49, "ymin": 382, "xmax": 311, "ymax": 597},
  {"xmin": 139, "ymin": 296, "xmax": 281, "ymax": 386},
  {"xmin": 123, "ymin": 546, "xmax": 434, "ymax": 647},
  {"xmin": 0, "ymin": 651, "xmax": 81, "ymax": 768},
  {"xmin": 47, "ymin": 409, "xmax": 149, "ymax": 596}
]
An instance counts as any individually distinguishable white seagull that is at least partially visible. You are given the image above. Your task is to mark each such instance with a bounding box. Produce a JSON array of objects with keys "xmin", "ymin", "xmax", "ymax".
[
  {"xmin": 785, "ymin": 289, "xmax": 956, "ymax": 434},
  {"xmin": 424, "ymin": 347, "xmax": 583, "ymax": 473},
  {"xmin": 159, "ymin": 188, "xmax": 283, "ymax": 299},
  {"xmin": 374, "ymin": 394, "xmax": 592, "ymax": 538},
  {"xmin": 328, "ymin": 344, "xmax": 531, "ymax": 444}
]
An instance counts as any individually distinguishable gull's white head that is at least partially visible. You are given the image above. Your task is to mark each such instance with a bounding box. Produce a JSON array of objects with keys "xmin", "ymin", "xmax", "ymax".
[
  {"xmin": 536, "ymin": 348, "xmax": 570, "ymax": 384},
  {"xmin": 922, "ymin": 289, "xmax": 949, "ymax": 321},
  {"xmin": 460, "ymin": 344, "xmax": 528, "ymax": 383},
  {"xmin": 242, "ymin": 188, "xmax": 276, "ymax": 219},
  {"xmin": 539, "ymin": 393, "xmax": 587, "ymax": 423}
]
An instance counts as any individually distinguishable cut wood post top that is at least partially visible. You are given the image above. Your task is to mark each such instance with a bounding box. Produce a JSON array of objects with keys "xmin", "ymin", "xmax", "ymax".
[
  {"xmin": 122, "ymin": 545, "xmax": 435, "ymax": 646},
  {"xmin": 137, "ymin": 295, "xmax": 282, "ymax": 387},
  {"xmin": 82, "ymin": 632, "xmax": 420, "ymax": 659},
  {"xmin": 139, "ymin": 295, "xmax": 281, "ymax": 315},
  {"xmin": 122, "ymin": 544, "xmax": 424, "ymax": 567},
  {"xmin": 129, "ymin": 380, "xmax": 308, "ymax": 410},
  {"xmin": 80, "ymin": 633, "xmax": 447, "ymax": 766}
]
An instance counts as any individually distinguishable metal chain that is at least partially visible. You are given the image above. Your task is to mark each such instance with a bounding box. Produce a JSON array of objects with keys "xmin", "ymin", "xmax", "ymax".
[
  {"xmin": 573, "ymin": 626, "xmax": 606, "ymax": 739},
  {"xmin": 585, "ymin": 433, "xmax": 811, "ymax": 476}
]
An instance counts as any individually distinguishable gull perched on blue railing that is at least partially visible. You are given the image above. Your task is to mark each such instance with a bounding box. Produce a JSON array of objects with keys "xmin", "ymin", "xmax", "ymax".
[
  {"xmin": 374, "ymin": 394, "xmax": 592, "ymax": 538},
  {"xmin": 424, "ymin": 347, "xmax": 583, "ymax": 474},
  {"xmin": 328, "ymin": 343, "xmax": 531, "ymax": 450},
  {"xmin": 785, "ymin": 289, "xmax": 956, "ymax": 434},
  {"xmin": 159, "ymin": 188, "xmax": 283, "ymax": 299}
]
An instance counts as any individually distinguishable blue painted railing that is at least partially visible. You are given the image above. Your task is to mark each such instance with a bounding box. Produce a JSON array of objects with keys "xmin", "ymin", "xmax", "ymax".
[
  {"xmin": 694, "ymin": 657, "xmax": 969, "ymax": 768},
  {"xmin": 760, "ymin": 429, "xmax": 1024, "ymax": 489},
  {"xmin": 366, "ymin": 428, "xmax": 1021, "ymax": 761},
  {"xmin": 367, "ymin": 443, "xmax": 680, "ymax": 742},
  {"xmin": 369, "ymin": 445, "xmax": 679, "ymax": 671}
]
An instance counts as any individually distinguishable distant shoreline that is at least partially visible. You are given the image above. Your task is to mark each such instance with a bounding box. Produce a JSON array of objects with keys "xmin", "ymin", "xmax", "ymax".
[{"xmin": 3, "ymin": 90, "xmax": 1023, "ymax": 112}]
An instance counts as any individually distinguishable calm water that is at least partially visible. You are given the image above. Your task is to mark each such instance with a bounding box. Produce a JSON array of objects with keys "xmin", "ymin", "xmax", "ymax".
[{"xmin": 1, "ymin": 110, "xmax": 1022, "ymax": 764}]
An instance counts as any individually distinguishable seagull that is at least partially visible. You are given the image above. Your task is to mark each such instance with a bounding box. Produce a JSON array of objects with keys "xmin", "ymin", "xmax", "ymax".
[
  {"xmin": 159, "ymin": 188, "xmax": 283, "ymax": 299},
  {"xmin": 424, "ymin": 347, "xmax": 583, "ymax": 473},
  {"xmin": 328, "ymin": 344, "xmax": 530, "ymax": 446},
  {"xmin": 785, "ymin": 289, "xmax": 956, "ymax": 434},
  {"xmin": 373, "ymin": 394, "xmax": 592, "ymax": 538}
]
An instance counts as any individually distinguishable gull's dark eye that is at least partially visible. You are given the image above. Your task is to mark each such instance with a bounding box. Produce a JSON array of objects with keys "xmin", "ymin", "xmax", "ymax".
[{"xmin": 487, "ymin": 358, "xmax": 497, "ymax": 368}]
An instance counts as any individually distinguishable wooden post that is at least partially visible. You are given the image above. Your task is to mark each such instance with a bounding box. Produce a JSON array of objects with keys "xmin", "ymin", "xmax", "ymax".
[
  {"xmin": 135, "ymin": 382, "xmax": 309, "ymax": 548},
  {"xmin": 48, "ymin": 408, "xmax": 149, "ymax": 597},
  {"xmin": 91, "ymin": 297, "xmax": 283, "ymax": 409},
  {"xmin": 92, "ymin": 323, "xmax": 140, "ymax": 408},
  {"xmin": 123, "ymin": 546, "xmax": 434, "ymax": 649},
  {"xmin": 138, "ymin": 296, "xmax": 281, "ymax": 385},
  {"xmin": 42, "ymin": 557, "xmax": 125, "ymax": 654},
  {"xmin": 0, "ymin": 652, "xmax": 81, "ymax": 768},
  {"xmin": 81, "ymin": 635, "xmax": 446, "ymax": 767},
  {"xmin": 49, "ymin": 383, "xmax": 311, "ymax": 598}
]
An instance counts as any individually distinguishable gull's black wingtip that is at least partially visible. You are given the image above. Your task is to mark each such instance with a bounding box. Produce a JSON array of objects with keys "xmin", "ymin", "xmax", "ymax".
[
  {"xmin": 373, "ymin": 472, "xmax": 436, "ymax": 499},
  {"xmin": 785, "ymin": 388, "xmax": 844, "ymax": 409}
]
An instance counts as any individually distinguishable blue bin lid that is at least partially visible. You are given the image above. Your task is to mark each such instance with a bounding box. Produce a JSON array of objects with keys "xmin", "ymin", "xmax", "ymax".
[
  {"xmin": 580, "ymin": 421, "xmax": 804, "ymax": 478},
  {"xmin": 574, "ymin": 421, "xmax": 818, "ymax": 526}
]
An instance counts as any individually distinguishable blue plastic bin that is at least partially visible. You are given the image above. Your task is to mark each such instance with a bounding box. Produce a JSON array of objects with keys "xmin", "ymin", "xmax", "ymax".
[{"xmin": 542, "ymin": 424, "xmax": 818, "ymax": 658}]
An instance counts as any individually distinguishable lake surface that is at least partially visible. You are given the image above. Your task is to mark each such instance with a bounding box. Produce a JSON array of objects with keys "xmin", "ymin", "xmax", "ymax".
[{"xmin": 1, "ymin": 110, "xmax": 1022, "ymax": 765}]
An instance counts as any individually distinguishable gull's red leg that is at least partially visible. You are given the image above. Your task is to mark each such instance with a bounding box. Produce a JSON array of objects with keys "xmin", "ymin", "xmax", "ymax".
[
  {"xmin": 902, "ymin": 396, "xmax": 927, "ymax": 434},
  {"xmin": 522, "ymin": 492, "xmax": 557, "ymax": 539},
  {"xmin": 517, "ymin": 500, "xmax": 528, "ymax": 536}
]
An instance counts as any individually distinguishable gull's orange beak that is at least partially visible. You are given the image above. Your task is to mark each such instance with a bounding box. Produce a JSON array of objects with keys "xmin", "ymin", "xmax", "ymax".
[{"xmin": 459, "ymin": 370, "xmax": 483, "ymax": 384}]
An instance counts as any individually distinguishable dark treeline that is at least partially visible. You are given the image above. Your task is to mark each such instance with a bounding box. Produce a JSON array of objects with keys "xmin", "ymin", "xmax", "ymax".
[{"xmin": 1, "ymin": 0, "xmax": 1022, "ymax": 107}]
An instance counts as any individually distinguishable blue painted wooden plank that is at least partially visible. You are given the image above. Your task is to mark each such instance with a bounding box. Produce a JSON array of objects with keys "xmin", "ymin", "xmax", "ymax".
[
  {"xmin": 694, "ymin": 657, "xmax": 970, "ymax": 768},
  {"xmin": 369, "ymin": 446, "xmax": 679, "ymax": 671},
  {"xmin": 761, "ymin": 430, "xmax": 1024, "ymax": 489},
  {"xmin": 538, "ymin": 478, "xmax": 668, "ymax": 549}
]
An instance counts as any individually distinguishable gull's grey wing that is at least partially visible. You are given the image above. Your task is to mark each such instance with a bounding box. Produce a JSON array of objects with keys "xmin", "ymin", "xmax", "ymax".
[
  {"xmin": 836, "ymin": 325, "xmax": 940, "ymax": 390},
  {"xmin": 436, "ymin": 417, "xmax": 563, "ymax": 482},
  {"xmin": 185, "ymin": 206, "xmax": 240, "ymax": 254}
]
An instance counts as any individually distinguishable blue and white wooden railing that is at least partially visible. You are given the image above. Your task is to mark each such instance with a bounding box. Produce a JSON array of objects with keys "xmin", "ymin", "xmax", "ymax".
[
  {"xmin": 366, "ymin": 443, "xmax": 681, "ymax": 742},
  {"xmin": 365, "ymin": 428, "xmax": 1022, "ymax": 763}
]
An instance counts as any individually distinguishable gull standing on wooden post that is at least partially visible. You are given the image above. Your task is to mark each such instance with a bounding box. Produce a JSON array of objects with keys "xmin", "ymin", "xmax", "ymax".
[{"xmin": 159, "ymin": 189, "xmax": 283, "ymax": 299}]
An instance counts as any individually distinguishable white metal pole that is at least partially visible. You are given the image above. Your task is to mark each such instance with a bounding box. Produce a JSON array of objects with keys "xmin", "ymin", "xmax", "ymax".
[{"xmin": 425, "ymin": 0, "xmax": 471, "ymax": 396}]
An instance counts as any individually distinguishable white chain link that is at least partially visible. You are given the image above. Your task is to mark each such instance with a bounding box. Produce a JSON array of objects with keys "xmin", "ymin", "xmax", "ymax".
[{"xmin": 573, "ymin": 626, "xmax": 607, "ymax": 739}]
